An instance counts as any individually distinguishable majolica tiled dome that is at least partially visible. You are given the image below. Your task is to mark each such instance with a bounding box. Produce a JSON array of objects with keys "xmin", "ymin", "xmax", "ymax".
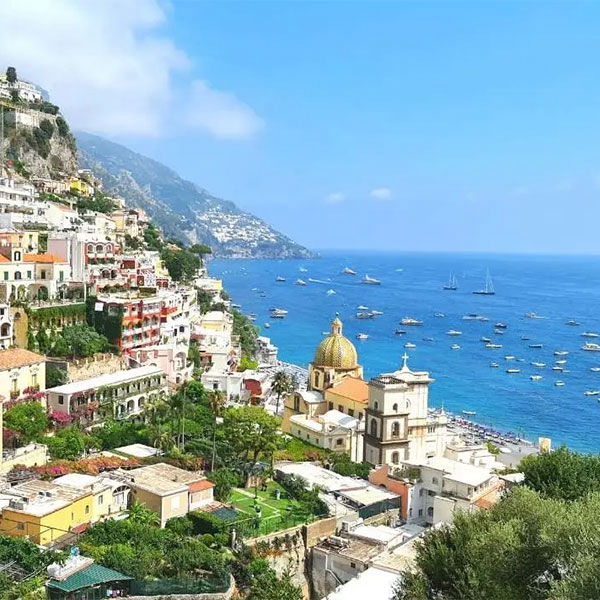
[{"xmin": 313, "ymin": 317, "xmax": 358, "ymax": 369}]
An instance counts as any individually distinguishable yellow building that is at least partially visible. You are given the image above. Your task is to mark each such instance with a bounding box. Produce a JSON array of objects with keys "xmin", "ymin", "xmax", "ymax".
[
  {"xmin": 0, "ymin": 479, "xmax": 93, "ymax": 546},
  {"xmin": 68, "ymin": 177, "xmax": 94, "ymax": 197},
  {"xmin": 324, "ymin": 376, "xmax": 369, "ymax": 421},
  {"xmin": 0, "ymin": 348, "xmax": 45, "ymax": 404}
]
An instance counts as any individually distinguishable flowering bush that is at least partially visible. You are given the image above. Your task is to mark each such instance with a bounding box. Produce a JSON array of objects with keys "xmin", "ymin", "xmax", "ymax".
[
  {"xmin": 49, "ymin": 410, "xmax": 72, "ymax": 427},
  {"xmin": 20, "ymin": 456, "xmax": 140, "ymax": 479}
]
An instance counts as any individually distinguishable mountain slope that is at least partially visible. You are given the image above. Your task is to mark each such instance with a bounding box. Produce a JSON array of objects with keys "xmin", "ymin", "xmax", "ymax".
[{"xmin": 76, "ymin": 132, "xmax": 313, "ymax": 259}]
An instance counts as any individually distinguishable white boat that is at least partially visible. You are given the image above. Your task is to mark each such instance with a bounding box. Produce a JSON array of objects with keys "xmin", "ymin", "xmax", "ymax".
[
  {"xmin": 555, "ymin": 381, "xmax": 565, "ymax": 387},
  {"xmin": 486, "ymin": 343, "xmax": 503, "ymax": 349},
  {"xmin": 490, "ymin": 362, "xmax": 499, "ymax": 368},
  {"xmin": 528, "ymin": 343, "xmax": 543, "ymax": 349},
  {"xmin": 447, "ymin": 330, "xmax": 462, "ymax": 336},
  {"xmin": 504, "ymin": 355, "xmax": 515, "ymax": 360},
  {"xmin": 356, "ymin": 311, "xmax": 375, "ymax": 319},
  {"xmin": 531, "ymin": 362, "xmax": 546, "ymax": 367},
  {"xmin": 299, "ymin": 267, "xmax": 308, "ymax": 272},
  {"xmin": 342, "ymin": 267, "xmax": 356, "ymax": 275},
  {"xmin": 269, "ymin": 308, "xmax": 288, "ymax": 318},
  {"xmin": 584, "ymin": 390, "xmax": 600, "ymax": 396},
  {"xmin": 582, "ymin": 343, "xmax": 600, "ymax": 352},
  {"xmin": 554, "ymin": 350, "xmax": 569, "ymax": 356},
  {"xmin": 264, "ymin": 323, "xmax": 270, "ymax": 329},
  {"xmin": 356, "ymin": 333, "xmax": 369, "ymax": 340},
  {"xmin": 462, "ymin": 313, "xmax": 488, "ymax": 321},
  {"xmin": 451, "ymin": 344, "xmax": 461, "ymax": 350},
  {"xmin": 462, "ymin": 410, "xmax": 476, "ymax": 416},
  {"xmin": 396, "ymin": 268, "xmax": 404, "ymax": 272},
  {"xmin": 521, "ymin": 335, "xmax": 530, "ymax": 341},
  {"xmin": 434, "ymin": 312, "xmax": 446, "ymax": 318},
  {"xmin": 495, "ymin": 322, "xmax": 508, "ymax": 329},
  {"xmin": 362, "ymin": 274, "xmax": 381, "ymax": 285},
  {"xmin": 443, "ymin": 273, "xmax": 458, "ymax": 291},
  {"xmin": 494, "ymin": 329, "xmax": 505, "ymax": 335},
  {"xmin": 326, "ymin": 289, "xmax": 336, "ymax": 295},
  {"xmin": 401, "ymin": 318, "xmax": 423, "ymax": 326},
  {"xmin": 357, "ymin": 305, "xmax": 369, "ymax": 310},
  {"xmin": 581, "ymin": 332, "xmax": 599, "ymax": 338},
  {"xmin": 480, "ymin": 337, "xmax": 492, "ymax": 343},
  {"xmin": 530, "ymin": 375, "xmax": 543, "ymax": 381},
  {"xmin": 473, "ymin": 269, "xmax": 495, "ymax": 295},
  {"xmin": 404, "ymin": 342, "xmax": 416, "ymax": 349},
  {"xmin": 295, "ymin": 279, "xmax": 307, "ymax": 286},
  {"xmin": 275, "ymin": 276, "xmax": 286, "ymax": 282},
  {"xmin": 591, "ymin": 367, "xmax": 600, "ymax": 372},
  {"xmin": 506, "ymin": 368, "xmax": 520, "ymax": 374},
  {"xmin": 525, "ymin": 312, "xmax": 544, "ymax": 319},
  {"xmin": 555, "ymin": 359, "xmax": 567, "ymax": 365},
  {"xmin": 371, "ymin": 310, "xmax": 383, "ymax": 316},
  {"xmin": 552, "ymin": 366, "xmax": 563, "ymax": 372},
  {"xmin": 565, "ymin": 319, "xmax": 580, "ymax": 326}
]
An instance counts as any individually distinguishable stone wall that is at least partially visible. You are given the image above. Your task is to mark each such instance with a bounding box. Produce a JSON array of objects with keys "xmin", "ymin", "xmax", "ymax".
[
  {"xmin": 57, "ymin": 353, "xmax": 129, "ymax": 382},
  {"xmin": 128, "ymin": 576, "xmax": 235, "ymax": 600}
]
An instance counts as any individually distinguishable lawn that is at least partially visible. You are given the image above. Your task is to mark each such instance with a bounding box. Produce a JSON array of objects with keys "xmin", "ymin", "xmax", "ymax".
[{"xmin": 229, "ymin": 481, "xmax": 302, "ymax": 521}]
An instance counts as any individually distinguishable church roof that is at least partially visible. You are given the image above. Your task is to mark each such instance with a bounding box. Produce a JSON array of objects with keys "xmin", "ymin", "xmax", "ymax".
[
  {"xmin": 326, "ymin": 376, "xmax": 368, "ymax": 404},
  {"xmin": 313, "ymin": 317, "xmax": 358, "ymax": 370}
]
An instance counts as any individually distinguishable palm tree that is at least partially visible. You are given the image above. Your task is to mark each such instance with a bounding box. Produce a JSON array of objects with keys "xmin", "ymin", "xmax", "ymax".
[
  {"xmin": 128, "ymin": 500, "xmax": 160, "ymax": 526},
  {"xmin": 149, "ymin": 425, "xmax": 175, "ymax": 453},
  {"xmin": 272, "ymin": 371, "xmax": 295, "ymax": 416},
  {"xmin": 207, "ymin": 389, "xmax": 226, "ymax": 417}
]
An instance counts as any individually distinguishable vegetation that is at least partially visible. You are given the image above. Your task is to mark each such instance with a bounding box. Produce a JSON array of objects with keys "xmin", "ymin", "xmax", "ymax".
[
  {"xmin": 4, "ymin": 402, "xmax": 48, "ymax": 443},
  {"xmin": 47, "ymin": 426, "xmax": 97, "ymax": 460},
  {"xmin": 76, "ymin": 192, "xmax": 117, "ymax": 214},
  {"xmin": 46, "ymin": 364, "xmax": 67, "ymax": 388},
  {"xmin": 272, "ymin": 370, "xmax": 296, "ymax": 415},
  {"xmin": 232, "ymin": 309, "xmax": 259, "ymax": 356},
  {"xmin": 238, "ymin": 354, "xmax": 259, "ymax": 372},
  {"xmin": 160, "ymin": 246, "xmax": 201, "ymax": 281},
  {"xmin": 329, "ymin": 453, "xmax": 371, "ymax": 479},
  {"xmin": 143, "ymin": 223, "xmax": 163, "ymax": 251},
  {"xmin": 6, "ymin": 66, "xmax": 17, "ymax": 84},
  {"xmin": 207, "ymin": 467, "xmax": 243, "ymax": 502}
]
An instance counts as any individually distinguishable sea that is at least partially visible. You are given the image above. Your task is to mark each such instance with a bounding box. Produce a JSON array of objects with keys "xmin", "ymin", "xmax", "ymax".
[{"xmin": 210, "ymin": 251, "xmax": 600, "ymax": 453}]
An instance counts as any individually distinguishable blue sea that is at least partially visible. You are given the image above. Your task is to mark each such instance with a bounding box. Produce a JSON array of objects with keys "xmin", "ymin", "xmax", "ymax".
[{"xmin": 211, "ymin": 252, "xmax": 600, "ymax": 453}]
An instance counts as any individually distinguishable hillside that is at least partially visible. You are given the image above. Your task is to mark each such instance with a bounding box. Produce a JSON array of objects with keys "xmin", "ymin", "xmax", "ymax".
[{"xmin": 76, "ymin": 132, "xmax": 314, "ymax": 259}]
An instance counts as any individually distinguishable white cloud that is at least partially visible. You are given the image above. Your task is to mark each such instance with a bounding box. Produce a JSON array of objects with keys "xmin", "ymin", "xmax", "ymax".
[
  {"xmin": 0, "ymin": 0, "xmax": 263, "ymax": 139},
  {"xmin": 325, "ymin": 191, "xmax": 345, "ymax": 204},
  {"xmin": 370, "ymin": 187, "xmax": 392, "ymax": 200}
]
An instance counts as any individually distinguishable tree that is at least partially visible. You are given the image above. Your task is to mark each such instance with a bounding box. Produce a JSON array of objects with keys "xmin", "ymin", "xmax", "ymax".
[
  {"xmin": 128, "ymin": 500, "xmax": 160, "ymax": 527},
  {"xmin": 6, "ymin": 67, "xmax": 17, "ymax": 84},
  {"xmin": 238, "ymin": 355, "xmax": 259, "ymax": 372},
  {"xmin": 39, "ymin": 118, "xmax": 54, "ymax": 139},
  {"xmin": 207, "ymin": 468, "xmax": 242, "ymax": 502},
  {"xmin": 36, "ymin": 328, "xmax": 50, "ymax": 354},
  {"xmin": 272, "ymin": 371, "xmax": 296, "ymax": 415},
  {"xmin": 232, "ymin": 310, "xmax": 258, "ymax": 357},
  {"xmin": 149, "ymin": 425, "xmax": 175, "ymax": 453},
  {"xmin": 245, "ymin": 560, "xmax": 303, "ymax": 600},
  {"xmin": 4, "ymin": 402, "xmax": 48, "ymax": 442},
  {"xmin": 52, "ymin": 324, "xmax": 110, "ymax": 358},
  {"xmin": 46, "ymin": 426, "xmax": 90, "ymax": 460},
  {"xmin": 160, "ymin": 247, "xmax": 200, "ymax": 281},
  {"xmin": 55, "ymin": 116, "xmax": 69, "ymax": 137}
]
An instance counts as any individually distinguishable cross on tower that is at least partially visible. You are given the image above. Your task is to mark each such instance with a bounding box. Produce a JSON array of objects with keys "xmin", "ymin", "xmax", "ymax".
[{"xmin": 401, "ymin": 352, "xmax": 409, "ymax": 369}]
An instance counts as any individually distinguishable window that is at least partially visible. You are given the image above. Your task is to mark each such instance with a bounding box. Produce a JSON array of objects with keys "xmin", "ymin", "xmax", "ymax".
[
  {"xmin": 427, "ymin": 426, "xmax": 435, "ymax": 434},
  {"xmin": 418, "ymin": 509, "xmax": 423, "ymax": 517},
  {"xmin": 336, "ymin": 438, "xmax": 343, "ymax": 446},
  {"xmin": 348, "ymin": 409, "xmax": 354, "ymax": 417},
  {"xmin": 350, "ymin": 562, "xmax": 356, "ymax": 569},
  {"xmin": 85, "ymin": 505, "xmax": 90, "ymax": 514},
  {"xmin": 338, "ymin": 404, "xmax": 343, "ymax": 412},
  {"xmin": 17, "ymin": 522, "xmax": 24, "ymax": 531},
  {"xmin": 374, "ymin": 401, "xmax": 378, "ymax": 410},
  {"xmin": 59, "ymin": 271, "xmax": 64, "ymax": 282},
  {"xmin": 392, "ymin": 451, "xmax": 399, "ymax": 464},
  {"xmin": 370, "ymin": 419, "xmax": 378, "ymax": 437},
  {"xmin": 358, "ymin": 412, "xmax": 363, "ymax": 420},
  {"xmin": 328, "ymin": 401, "xmax": 333, "ymax": 410},
  {"xmin": 98, "ymin": 495, "xmax": 104, "ymax": 505},
  {"xmin": 27, "ymin": 270, "xmax": 32, "ymax": 279},
  {"xmin": 2, "ymin": 272, "xmax": 6, "ymax": 281},
  {"xmin": 393, "ymin": 403, "xmax": 398, "ymax": 412},
  {"xmin": 14, "ymin": 271, "xmax": 21, "ymax": 280},
  {"xmin": 432, "ymin": 477, "xmax": 438, "ymax": 485},
  {"xmin": 11, "ymin": 379, "xmax": 18, "ymax": 393},
  {"xmin": 40, "ymin": 270, "xmax": 46, "ymax": 280},
  {"xmin": 293, "ymin": 396, "xmax": 300, "ymax": 412},
  {"xmin": 58, "ymin": 396, "xmax": 64, "ymax": 405},
  {"xmin": 427, "ymin": 507, "xmax": 434, "ymax": 517},
  {"xmin": 13, "ymin": 251, "xmax": 20, "ymax": 261},
  {"xmin": 32, "ymin": 374, "xmax": 37, "ymax": 387},
  {"xmin": 391, "ymin": 421, "xmax": 400, "ymax": 438}
]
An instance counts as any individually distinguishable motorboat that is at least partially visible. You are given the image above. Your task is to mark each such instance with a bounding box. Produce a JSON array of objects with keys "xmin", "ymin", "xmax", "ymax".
[
  {"xmin": 494, "ymin": 328, "xmax": 505, "ymax": 335},
  {"xmin": 552, "ymin": 366, "xmax": 563, "ymax": 372},
  {"xmin": 525, "ymin": 312, "xmax": 544, "ymax": 319},
  {"xmin": 473, "ymin": 269, "xmax": 495, "ymax": 295},
  {"xmin": 447, "ymin": 330, "xmax": 462, "ymax": 336},
  {"xmin": 591, "ymin": 367, "xmax": 600, "ymax": 372},
  {"xmin": 480, "ymin": 337, "xmax": 492, "ymax": 343},
  {"xmin": 275, "ymin": 276, "xmax": 286, "ymax": 282},
  {"xmin": 299, "ymin": 267, "xmax": 308, "ymax": 273},
  {"xmin": 555, "ymin": 381, "xmax": 565, "ymax": 387},
  {"xmin": 356, "ymin": 333, "xmax": 369, "ymax": 340},
  {"xmin": 269, "ymin": 308, "xmax": 288, "ymax": 318},
  {"xmin": 362, "ymin": 274, "xmax": 381, "ymax": 285},
  {"xmin": 264, "ymin": 323, "xmax": 270, "ymax": 329},
  {"xmin": 504, "ymin": 355, "xmax": 515, "ymax": 360},
  {"xmin": 434, "ymin": 312, "xmax": 446, "ymax": 318},
  {"xmin": 404, "ymin": 342, "xmax": 416, "ymax": 349},
  {"xmin": 506, "ymin": 368, "xmax": 520, "ymax": 374},
  {"xmin": 394, "ymin": 329, "xmax": 407, "ymax": 335},
  {"xmin": 326, "ymin": 289, "xmax": 336, "ymax": 295},
  {"xmin": 495, "ymin": 322, "xmax": 508, "ymax": 329},
  {"xmin": 356, "ymin": 311, "xmax": 375, "ymax": 319},
  {"xmin": 486, "ymin": 343, "xmax": 503, "ymax": 349},
  {"xmin": 531, "ymin": 362, "xmax": 546, "ymax": 367},
  {"xmin": 451, "ymin": 344, "xmax": 461, "ymax": 350},
  {"xmin": 584, "ymin": 390, "xmax": 600, "ymax": 396},
  {"xmin": 231, "ymin": 303, "xmax": 241, "ymax": 309},
  {"xmin": 462, "ymin": 410, "xmax": 477, "ymax": 416},
  {"xmin": 554, "ymin": 350, "xmax": 569, "ymax": 356},
  {"xmin": 401, "ymin": 318, "xmax": 423, "ymax": 326},
  {"xmin": 443, "ymin": 273, "xmax": 458, "ymax": 291},
  {"xmin": 295, "ymin": 279, "xmax": 307, "ymax": 286},
  {"xmin": 581, "ymin": 332, "xmax": 599, "ymax": 338},
  {"xmin": 555, "ymin": 359, "xmax": 567, "ymax": 365},
  {"xmin": 371, "ymin": 310, "xmax": 383, "ymax": 316},
  {"xmin": 528, "ymin": 343, "xmax": 543, "ymax": 349},
  {"xmin": 490, "ymin": 362, "xmax": 499, "ymax": 368},
  {"xmin": 582, "ymin": 343, "xmax": 600, "ymax": 352},
  {"xmin": 423, "ymin": 337, "xmax": 435, "ymax": 342},
  {"xmin": 462, "ymin": 313, "xmax": 488, "ymax": 321},
  {"xmin": 521, "ymin": 335, "xmax": 531, "ymax": 341},
  {"xmin": 342, "ymin": 267, "xmax": 356, "ymax": 275},
  {"xmin": 530, "ymin": 375, "xmax": 543, "ymax": 381},
  {"xmin": 357, "ymin": 305, "xmax": 369, "ymax": 310},
  {"xmin": 565, "ymin": 319, "xmax": 580, "ymax": 326}
]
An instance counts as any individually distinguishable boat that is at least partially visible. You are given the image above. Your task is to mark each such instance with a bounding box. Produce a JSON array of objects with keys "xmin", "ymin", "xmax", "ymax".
[
  {"xmin": 362, "ymin": 274, "xmax": 381, "ymax": 285},
  {"xmin": 555, "ymin": 359, "xmax": 567, "ymax": 365},
  {"xmin": 530, "ymin": 375, "xmax": 543, "ymax": 381},
  {"xmin": 308, "ymin": 278, "xmax": 320, "ymax": 283},
  {"xmin": 490, "ymin": 362, "xmax": 499, "ymax": 368},
  {"xmin": 504, "ymin": 355, "xmax": 515, "ymax": 360},
  {"xmin": 552, "ymin": 366, "xmax": 563, "ymax": 372},
  {"xmin": 554, "ymin": 350, "xmax": 569, "ymax": 356},
  {"xmin": 531, "ymin": 362, "xmax": 546, "ymax": 367},
  {"xmin": 231, "ymin": 303, "xmax": 241, "ymax": 309},
  {"xmin": 299, "ymin": 267, "xmax": 308, "ymax": 273},
  {"xmin": 525, "ymin": 312, "xmax": 544, "ymax": 319},
  {"xmin": 275, "ymin": 276, "xmax": 286, "ymax": 282},
  {"xmin": 581, "ymin": 332, "xmax": 599, "ymax": 338},
  {"xmin": 451, "ymin": 344, "xmax": 461, "ymax": 350},
  {"xmin": 494, "ymin": 329, "xmax": 505, "ymax": 335},
  {"xmin": 326, "ymin": 289, "xmax": 336, "ymax": 295},
  {"xmin": 555, "ymin": 381, "xmax": 565, "ymax": 387},
  {"xmin": 401, "ymin": 318, "xmax": 423, "ymax": 326},
  {"xmin": 584, "ymin": 390, "xmax": 600, "ymax": 396},
  {"xmin": 565, "ymin": 319, "xmax": 580, "ymax": 326},
  {"xmin": 423, "ymin": 337, "xmax": 435, "ymax": 342},
  {"xmin": 528, "ymin": 343, "xmax": 543, "ymax": 349},
  {"xmin": 434, "ymin": 312, "xmax": 446, "ymax": 318},
  {"xmin": 447, "ymin": 330, "xmax": 462, "ymax": 336},
  {"xmin": 396, "ymin": 268, "xmax": 404, "ymax": 272},
  {"xmin": 495, "ymin": 322, "xmax": 507, "ymax": 329},
  {"xmin": 356, "ymin": 333, "xmax": 369, "ymax": 340},
  {"xmin": 473, "ymin": 270, "xmax": 495, "ymax": 295},
  {"xmin": 582, "ymin": 343, "xmax": 600, "ymax": 352},
  {"xmin": 404, "ymin": 342, "xmax": 416, "ymax": 349},
  {"xmin": 486, "ymin": 343, "xmax": 503, "ymax": 349},
  {"xmin": 506, "ymin": 368, "xmax": 520, "ymax": 374},
  {"xmin": 248, "ymin": 315, "xmax": 256, "ymax": 322},
  {"xmin": 371, "ymin": 310, "xmax": 383, "ymax": 316},
  {"xmin": 480, "ymin": 337, "xmax": 492, "ymax": 343},
  {"xmin": 295, "ymin": 279, "xmax": 307, "ymax": 286},
  {"xmin": 269, "ymin": 308, "xmax": 288, "ymax": 318},
  {"xmin": 443, "ymin": 273, "xmax": 458, "ymax": 290},
  {"xmin": 356, "ymin": 311, "xmax": 375, "ymax": 319},
  {"xmin": 264, "ymin": 323, "xmax": 270, "ymax": 329},
  {"xmin": 591, "ymin": 367, "xmax": 600, "ymax": 372},
  {"xmin": 357, "ymin": 305, "xmax": 369, "ymax": 310},
  {"xmin": 462, "ymin": 313, "xmax": 488, "ymax": 321},
  {"xmin": 342, "ymin": 267, "xmax": 356, "ymax": 275},
  {"xmin": 521, "ymin": 335, "xmax": 531, "ymax": 341},
  {"xmin": 394, "ymin": 329, "xmax": 407, "ymax": 335},
  {"xmin": 462, "ymin": 410, "xmax": 477, "ymax": 416}
]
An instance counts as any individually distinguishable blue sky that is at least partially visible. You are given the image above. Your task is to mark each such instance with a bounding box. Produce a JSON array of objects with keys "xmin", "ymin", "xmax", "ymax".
[{"xmin": 4, "ymin": 1, "xmax": 600, "ymax": 253}]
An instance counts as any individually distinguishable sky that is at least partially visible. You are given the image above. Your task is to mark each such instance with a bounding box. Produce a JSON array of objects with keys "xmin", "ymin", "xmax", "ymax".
[{"xmin": 2, "ymin": 0, "xmax": 600, "ymax": 254}]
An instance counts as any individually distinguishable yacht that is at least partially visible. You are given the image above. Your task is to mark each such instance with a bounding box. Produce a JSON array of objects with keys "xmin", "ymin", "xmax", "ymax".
[
  {"xmin": 473, "ymin": 270, "xmax": 495, "ymax": 295},
  {"xmin": 582, "ymin": 343, "xmax": 600, "ymax": 352},
  {"xmin": 443, "ymin": 273, "xmax": 458, "ymax": 291},
  {"xmin": 371, "ymin": 310, "xmax": 383, "ymax": 316},
  {"xmin": 447, "ymin": 330, "xmax": 462, "ymax": 336},
  {"xmin": 404, "ymin": 342, "xmax": 417, "ymax": 349},
  {"xmin": 495, "ymin": 322, "xmax": 508, "ymax": 329},
  {"xmin": 486, "ymin": 343, "xmax": 503, "ymax": 349},
  {"xmin": 451, "ymin": 344, "xmax": 461, "ymax": 350},
  {"xmin": 362, "ymin": 274, "xmax": 381, "ymax": 285},
  {"xmin": 555, "ymin": 381, "xmax": 565, "ymax": 387},
  {"xmin": 530, "ymin": 375, "xmax": 543, "ymax": 381},
  {"xmin": 480, "ymin": 336, "xmax": 492, "ymax": 343},
  {"xmin": 506, "ymin": 368, "xmax": 520, "ymax": 374},
  {"xmin": 555, "ymin": 359, "xmax": 567, "ymax": 365},
  {"xmin": 554, "ymin": 350, "xmax": 569, "ymax": 356},
  {"xmin": 357, "ymin": 305, "xmax": 369, "ymax": 310},
  {"xmin": 269, "ymin": 308, "xmax": 288, "ymax": 318},
  {"xmin": 581, "ymin": 332, "xmax": 599, "ymax": 338},
  {"xmin": 264, "ymin": 323, "xmax": 270, "ymax": 329},
  {"xmin": 295, "ymin": 279, "xmax": 307, "ymax": 286},
  {"xmin": 394, "ymin": 329, "xmax": 407, "ymax": 335},
  {"xmin": 531, "ymin": 361, "xmax": 546, "ymax": 367},
  {"xmin": 462, "ymin": 410, "xmax": 477, "ymax": 416},
  {"xmin": 552, "ymin": 366, "xmax": 563, "ymax": 372},
  {"xmin": 525, "ymin": 312, "xmax": 544, "ymax": 319},
  {"xmin": 342, "ymin": 267, "xmax": 356, "ymax": 275},
  {"xmin": 401, "ymin": 317, "xmax": 423, "ymax": 326},
  {"xmin": 299, "ymin": 267, "xmax": 308, "ymax": 273},
  {"xmin": 356, "ymin": 333, "xmax": 369, "ymax": 340},
  {"xmin": 434, "ymin": 312, "xmax": 446, "ymax": 318},
  {"xmin": 490, "ymin": 362, "xmax": 499, "ymax": 368},
  {"xmin": 504, "ymin": 355, "xmax": 515, "ymax": 360},
  {"xmin": 462, "ymin": 313, "xmax": 488, "ymax": 321},
  {"xmin": 326, "ymin": 289, "xmax": 336, "ymax": 295},
  {"xmin": 528, "ymin": 343, "xmax": 543, "ymax": 349},
  {"xmin": 565, "ymin": 319, "xmax": 580, "ymax": 326},
  {"xmin": 584, "ymin": 390, "xmax": 600, "ymax": 396},
  {"xmin": 356, "ymin": 311, "xmax": 375, "ymax": 319},
  {"xmin": 591, "ymin": 367, "xmax": 600, "ymax": 372},
  {"xmin": 275, "ymin": 276, "xmax": 286, "ymax": 282}
]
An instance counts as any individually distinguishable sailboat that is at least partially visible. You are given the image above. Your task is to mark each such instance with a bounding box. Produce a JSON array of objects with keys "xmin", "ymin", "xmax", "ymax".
[
  {"xmin": 443, "ymin": 273, "xmax": 458, "ymax": 290},
  {"xmin": 473, "ymin": 270, "xmax": 495, "ymax": 295}
]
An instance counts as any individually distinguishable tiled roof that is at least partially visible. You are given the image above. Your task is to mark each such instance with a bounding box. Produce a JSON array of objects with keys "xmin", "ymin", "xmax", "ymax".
[
  {"xmin": 0, "ymin": 348, "xmax": 45, "ymax": 370},
  {"xmin": 47, "ymin": 564, "xmax": 132, "ymax": 592},
  {"xmin": 326, "ymin": 376, "xmax": 369, "ymax": 404},
  {"xmin": 0, "ymin": 255, "xmax": 10, "ymax": 263},
  {"xmin": 23, "ymin": 253, "xmax": 65, "ymax": 263}
]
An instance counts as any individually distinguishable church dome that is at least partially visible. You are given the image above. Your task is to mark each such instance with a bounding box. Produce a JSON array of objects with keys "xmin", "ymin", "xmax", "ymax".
[{"xmin": 313, "ymin": 317, "xmax": 358, "ymax": 369}]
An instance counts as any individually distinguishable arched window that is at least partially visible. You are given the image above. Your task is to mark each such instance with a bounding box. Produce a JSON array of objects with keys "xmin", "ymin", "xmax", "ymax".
[
  {"xmin": 370, "ymin": 419, "xmax": 378, "ymax": 437},
  {"xmin": 13, "ymin": 251, "xmax": 20, "ymax": 261},
  {"xmin": 87, "ymin": 244, "xmax": 94, "ymax": 252},
  {"xmin": 392, "ymin": 451, "xmax": 399, "ymax": 465},
  {"xmin": 392, "ymin": 421, "xmax": 400, "ymax": 437},
  {"xmin": 96, "ymin": 244, "xmax": 103, "ymax": 253},
  {"xmin": 427, "ymin": 507, "xmax": 434, "ymax": 518},
  {"xmin": 14, "ymin": 271, "xmax": 21, "ymax": 280},
  {"xmin": 393, "ymin": 403, "xmax": 398, "ymax": 412},
  {"xmin": 374, "ymin": 401, "xmax": 378, "ymax": 411},
  {"xmin": 293, "ymin": 395, "xmax": 300, "ymax": 412}
]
